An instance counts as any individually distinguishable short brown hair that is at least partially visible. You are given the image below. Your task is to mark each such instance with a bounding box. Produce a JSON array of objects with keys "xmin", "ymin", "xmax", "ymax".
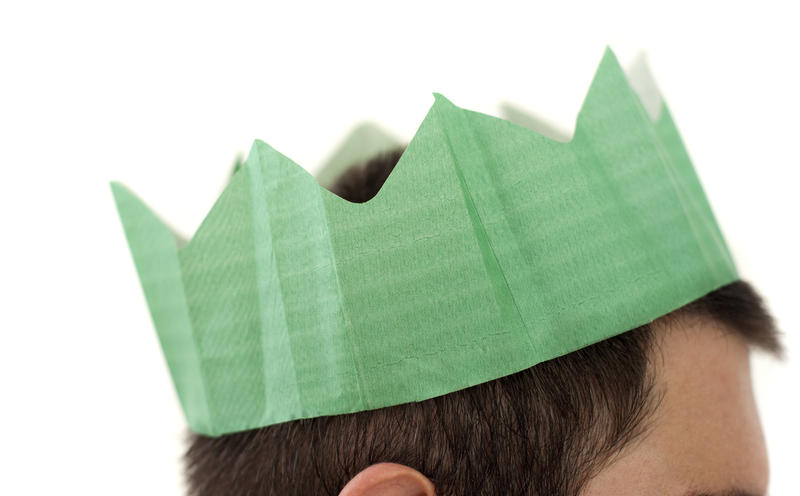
[{"xmin": 184, "ymin": 149, "xmax": 781, "ymax": 496}]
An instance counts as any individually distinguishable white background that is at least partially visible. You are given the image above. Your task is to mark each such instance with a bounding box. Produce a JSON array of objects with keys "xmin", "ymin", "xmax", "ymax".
[{"xmin": 1, "ymin": 1, "xmax": 797, "ymax": 494}]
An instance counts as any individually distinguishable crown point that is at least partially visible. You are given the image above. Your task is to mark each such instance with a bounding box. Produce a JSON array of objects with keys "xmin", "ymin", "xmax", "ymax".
[
  {"xmin": 109, "ymin": 181, "xmax": 140, "ymax": 212},
  {"xmin": 248, "ymin": 138, "xmax": 270, "ymax": 159},
  {"xmin": 432, "ymin": 92, "xmax": 455, "ymax": 107},
  {"xmin": 600, "ymin": 45, "xmax": 621, "ymax": 68},
  {"xmin": 244, "ymin": 139, "xmax": 279, "ymax": 172},
  {"xmin": 109, "ymin": 180, "xmax": 127, "ymax": 197}
]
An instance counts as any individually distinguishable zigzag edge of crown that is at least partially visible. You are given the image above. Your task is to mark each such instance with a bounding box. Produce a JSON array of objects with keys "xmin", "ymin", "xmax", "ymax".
[{"xmin": 111, "ymin": 47, "xmax": 697, "ymax": 255}]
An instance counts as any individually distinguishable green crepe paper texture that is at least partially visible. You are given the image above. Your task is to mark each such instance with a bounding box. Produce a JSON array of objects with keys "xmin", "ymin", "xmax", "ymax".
[{"xmin": 111, "ymin": 48, "xmax": 737, "ymax": 437}]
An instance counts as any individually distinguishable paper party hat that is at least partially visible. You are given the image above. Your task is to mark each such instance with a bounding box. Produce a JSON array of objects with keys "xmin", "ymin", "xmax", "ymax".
[{"xmin": 111, "ymin": 48, "xmax": 737, "ymax": 436}]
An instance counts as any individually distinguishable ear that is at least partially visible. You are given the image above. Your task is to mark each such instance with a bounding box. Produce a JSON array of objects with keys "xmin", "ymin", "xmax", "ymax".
[{"xmin": 338, "ymin": 462, "xmax": 436, "ymax": 496}]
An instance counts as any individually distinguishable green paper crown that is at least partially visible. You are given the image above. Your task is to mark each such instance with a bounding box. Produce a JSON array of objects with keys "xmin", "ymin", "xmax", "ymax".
[{"xmin": 111, "ymin": 48, "xmax": 737, "ymax": 437}]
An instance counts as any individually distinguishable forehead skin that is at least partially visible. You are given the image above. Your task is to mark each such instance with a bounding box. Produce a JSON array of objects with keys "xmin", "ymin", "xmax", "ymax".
[{"xmin": 582, "ymin": 319, "xmax": 769, "ymax": 496}]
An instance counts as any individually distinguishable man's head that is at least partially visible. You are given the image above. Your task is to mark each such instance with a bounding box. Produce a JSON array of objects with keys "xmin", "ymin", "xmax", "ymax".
[{"xmin": 184, "ymin": 149, "xmax": 782, "ymax": 496}]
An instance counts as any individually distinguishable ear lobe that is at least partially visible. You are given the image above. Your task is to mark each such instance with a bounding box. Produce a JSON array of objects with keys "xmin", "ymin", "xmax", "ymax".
[{"xmin": 338, "ymin": 462, "xmax": 436, "ymax": 496}]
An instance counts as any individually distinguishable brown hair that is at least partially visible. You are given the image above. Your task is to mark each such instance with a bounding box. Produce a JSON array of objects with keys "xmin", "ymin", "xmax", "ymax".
[{"xmin": 184, "ymin": 149, "xmax": 781, "ymax": 496}]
